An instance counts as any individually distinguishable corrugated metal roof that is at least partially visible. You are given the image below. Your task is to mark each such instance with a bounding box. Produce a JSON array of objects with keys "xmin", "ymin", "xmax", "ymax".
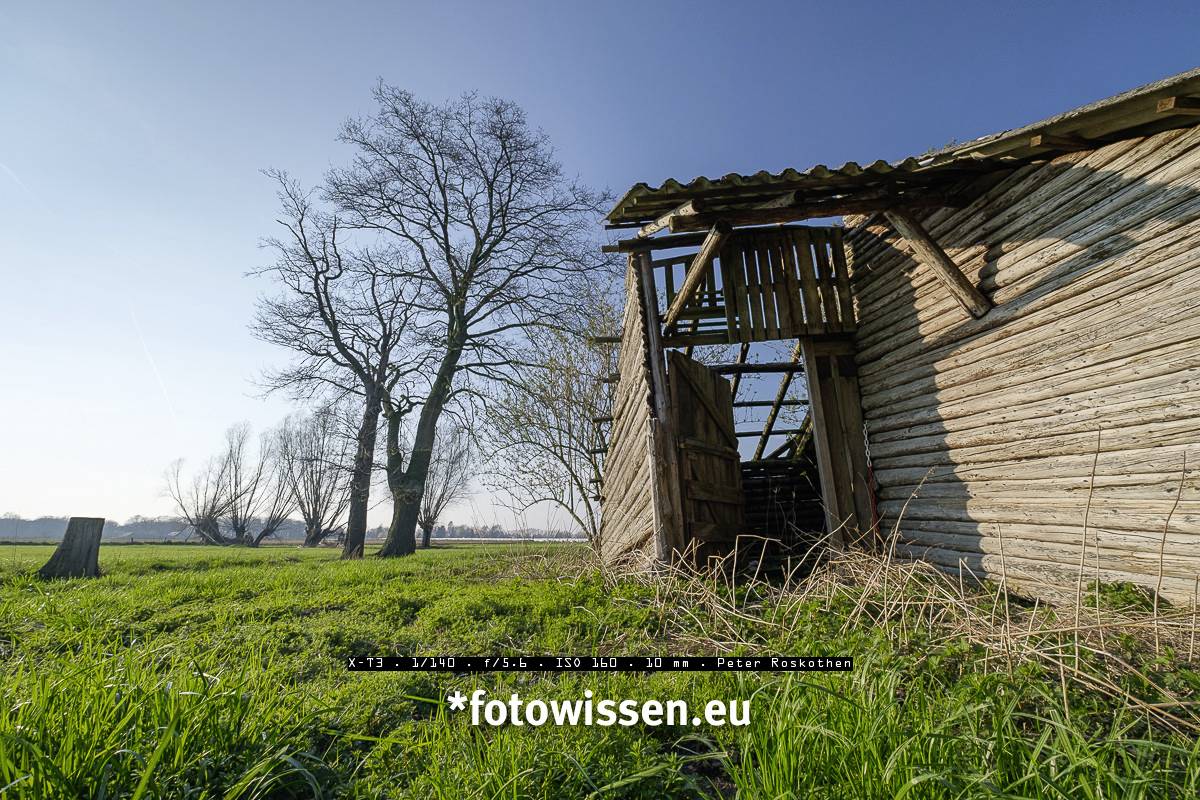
[{"xmin": 608, "ymin": 67, "xmax": 1200, "ymax": 225}]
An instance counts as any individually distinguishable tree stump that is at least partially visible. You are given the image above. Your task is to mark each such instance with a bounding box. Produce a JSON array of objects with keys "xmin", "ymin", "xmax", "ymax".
[{"xmin": 37, "ymin": 517, "xmax": 104, "ymax": 579}]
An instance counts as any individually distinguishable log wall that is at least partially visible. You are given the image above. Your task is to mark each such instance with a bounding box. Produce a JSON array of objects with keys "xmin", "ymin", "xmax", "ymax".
[
  {"xmin": 599, "ymin": 257, "xmax": 661, "ymax": 561},
  {"xmin": 846, "ymin": 125, "xmax": 1200, "ymax": 604}
]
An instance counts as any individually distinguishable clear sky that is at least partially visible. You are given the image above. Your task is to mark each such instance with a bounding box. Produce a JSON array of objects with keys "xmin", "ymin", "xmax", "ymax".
[{"xmin": 2, "ymin": 1, "xmax": 1198, "ymax": 526}]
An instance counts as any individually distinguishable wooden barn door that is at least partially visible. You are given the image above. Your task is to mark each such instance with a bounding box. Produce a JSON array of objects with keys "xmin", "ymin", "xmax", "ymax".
[{"xmin": 667, "ymin": 351, "xmax": 744, "ymax": 559}]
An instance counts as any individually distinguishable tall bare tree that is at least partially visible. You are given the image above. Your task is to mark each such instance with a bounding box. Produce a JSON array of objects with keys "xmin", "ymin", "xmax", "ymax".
[
  {"xmin": 276, "ymin": 409, "xmax": 353, "ymax": 547},
  {"xmin": 417, "ymin": 424, "xmax": 473, "ymax": 548},
  {"xmin": 220, "ymin": 423, "xmax": 294, "ymax": 546},
  {"xmin": 252, "ymin": 173, "xmax": 426, "ymax": 558},
  {"xmin": 326, "ymin": 86, "xmax": 613, "ymax": 557}
]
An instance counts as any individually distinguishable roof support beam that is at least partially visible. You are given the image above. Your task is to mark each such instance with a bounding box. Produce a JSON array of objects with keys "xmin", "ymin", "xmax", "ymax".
[
  {"xmin": 733, "ymin": 399, "xmax": 807, "ymax": 409},
  {"xmin": 1029, "ymin": 132, "xmax": 1091, "ymax": 151},
  {"xmin": 666, "ymin": 192, "xmax": 950, "ymax": 233},
  {"xmin": 711, "ymin": 361, "xmax": 802, "ymax": 375},
  {"xmin": 661, "ymin": 222, "xmax": 731, "ymax": 330},
  {"xmin": 883, "ymin": 208, "xmax": 992, "ymax": 319},
  {"xmin": 1157, "ymin": 96, "xmax": 1200, "ymax": 116},
  {"xmin": 603, "ymin": 229, "xmax": 713, "ymax": 254},
  {"xmin": 604, "ymin": 223, "xmax": 819, "ymax": 253},
  {"xmin": 637, "ymin": 200, "xmax": 701, "ymax": 238}
]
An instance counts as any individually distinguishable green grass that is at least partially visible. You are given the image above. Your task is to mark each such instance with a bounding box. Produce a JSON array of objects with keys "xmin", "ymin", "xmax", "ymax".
[{"xmin": 0, "ymin": 543, "xmax": 1197, "ymax": 798}]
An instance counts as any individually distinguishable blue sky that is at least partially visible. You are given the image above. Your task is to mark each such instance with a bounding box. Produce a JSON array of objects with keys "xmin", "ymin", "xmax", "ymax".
[{"xmin": 2, "ymin": 1, "xmax": 1198, "ymax": 525}]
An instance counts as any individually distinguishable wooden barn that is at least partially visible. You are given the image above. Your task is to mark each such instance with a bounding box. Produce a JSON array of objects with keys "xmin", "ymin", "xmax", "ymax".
[{"xmin": 597, "ymin": 67, "xmax": 1200, "ymax": 603}]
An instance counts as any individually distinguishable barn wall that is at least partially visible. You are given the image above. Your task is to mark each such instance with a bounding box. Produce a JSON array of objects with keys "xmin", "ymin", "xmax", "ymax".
[
  {"xmin": 599, "ymin": 257, "xmax": 660, "ymax": 562},
  {"xmin": 846, "ymin": 125, "xmax": 1200, "ymax": 603}
]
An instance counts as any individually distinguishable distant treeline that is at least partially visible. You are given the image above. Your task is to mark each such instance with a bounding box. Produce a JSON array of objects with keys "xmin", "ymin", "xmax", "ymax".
[{"xmin": 0, "ymin": 515, "xmax": 582, "ymax": 543}]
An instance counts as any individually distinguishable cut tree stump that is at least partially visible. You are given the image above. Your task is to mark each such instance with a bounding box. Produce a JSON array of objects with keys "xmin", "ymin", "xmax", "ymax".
[{"xmin": 37, "ymin": 517, "xmax": 104, "ymax": 579}]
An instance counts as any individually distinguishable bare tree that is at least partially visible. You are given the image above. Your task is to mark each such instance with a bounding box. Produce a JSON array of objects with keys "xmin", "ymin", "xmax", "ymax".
[
  {"xmin": 417, "ymin": 425, "xmax": 473, "ymax": 548},
  {"xmin": 252, "ymin": 174, "xmax": 426, "ymax": 558},
  {"xmin": 167, "ymin": 424, "xmax": 295, "ymax": 546},
  {"xmin": 276, "ymin": 409, "xmax": 352, "ymax": 547},
  {"xmin": 165, "ymin": 455, "xmax": 237, "ymax": 545},
  {"xmin": 484, "ymin": 304, "xmax": 614, "ymax": 542},
  {"xmin": 326, "ymin": 85, "xmax": 613, "ymax": 556},
  {"xmin": 253, "ymin": 452, "xmax": 296, "ymax": 546},
  {"xmin": 220, "ymin": 423, "xmax": 295, "ymax": 546}
]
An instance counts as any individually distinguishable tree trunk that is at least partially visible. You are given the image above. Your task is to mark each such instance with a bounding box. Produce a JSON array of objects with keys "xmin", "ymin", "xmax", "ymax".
[
  {"xmin": 421, "ymin": 522, "xmax": 434, "ymax": 548},
  {"xmin": 38, "ymin": 517, "xmax": 104, "ymax": 579},
  {"xmin": 342, "ymin": 390, "xmax": 382, "ymax": 559},
  {"xmin": 379, "ymin": 335, "xmax": 462, "ymax": 557},
  {"xmin": 302, "ymin": 524, "xmax": 322, "ymax": 547},
  {"xmin": 380, "ymin": 406, "xmax": 415, "ymax": 556}
]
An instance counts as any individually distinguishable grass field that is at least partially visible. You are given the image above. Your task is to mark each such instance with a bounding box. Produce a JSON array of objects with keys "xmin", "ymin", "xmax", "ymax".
[{"xmin": 1, "ymin": 543, "xmax": 1199, "ymax": 799}]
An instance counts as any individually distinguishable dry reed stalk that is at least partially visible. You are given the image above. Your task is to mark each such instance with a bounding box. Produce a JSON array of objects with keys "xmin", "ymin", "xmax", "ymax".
[
  {"xmin": 1075, "ymin": 427, "xmax": 1102, "ymax": 669},
  {"xmin": 1155, "ymin": 453, "xmax": 1187, "ymax": 655},
  {"xmin": 1191, "ymin": 576, "xmax": 1198, "ymax": 662}
]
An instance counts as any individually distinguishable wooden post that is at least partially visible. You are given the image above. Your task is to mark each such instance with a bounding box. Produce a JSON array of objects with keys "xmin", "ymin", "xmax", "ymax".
[
  {"xmin": 38, "ymin": 517, "xmax": 104, "ymax": 579},
  {"xmin": 638, "ymin": 252, "xmax": 684, "ymax": 557},
  {"xmin": 800, "ymin": 338, "xmax": 874, "ymax": 549},
  {"xmin": 883, "ymin": 208, "xmax": 992, "ymax": 318}
]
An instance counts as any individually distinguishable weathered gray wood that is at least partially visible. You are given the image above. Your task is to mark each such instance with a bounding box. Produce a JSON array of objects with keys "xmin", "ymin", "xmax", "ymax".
[
  {"xmin": 883, "ymin": 208, "xmax": 992, "ymax": 318},
  {"xmin": 800, "ymin": 337, "xmax": 872, "ymax": 549},
  {"xmin": 637, "ymin": 200, "xmax": 700, "ymax": 238},
  {"xmin": 662, "ymin": 222, "xmax": 731, "ymax": 329},
  {"xmin": 639, "ymin": 252, "xmax": 684, "ymax": 556},
  {"xmin": 597, "ymin": 257, "xmax": 658, "ymax": 562},
  {"xmin": 668, "ymin": 351, "xmax": 743, "ymax": 560},
  {"xmin": 847, "ymin": 126, "xmax": 1200, "ymax": 604},
  {"xmin": 666, "ymin": 192, "xmax": 950, "ymax": 232},
  {"xmin": 38, "ymin": 517, "xmax": 104, "ymax": 579}
]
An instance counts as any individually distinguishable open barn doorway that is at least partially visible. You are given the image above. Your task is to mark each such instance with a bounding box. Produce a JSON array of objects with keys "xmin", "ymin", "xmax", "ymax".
[{"xmin": 597, "ymin": 223, "xmax": 878, "ymax": 569}]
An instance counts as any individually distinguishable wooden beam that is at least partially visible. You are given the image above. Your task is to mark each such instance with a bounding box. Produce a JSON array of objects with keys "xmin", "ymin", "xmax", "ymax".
[
  {"xmin": 883, "ymin": 208, "xmax": 992, "ymax": 318},
  {"xmin": 661, "ymin": 222, "xmax": 732, "ymax": 329},
  {"xmin": 756, "ymin": 190, "xmax": 802, "ymax": 209},
  {"xmin": 711, "ymin": 361, "xmax": 803, "ymax": 375},
  {"xmin": 637, "ymin": 200, "xmax": 701, "ymax": 238},
  {"xmin": 667, "ymin": 193, "xmax": 950, "ymax": 233},
  {"xmin": 605, "ymin": 223, "xmax": 825, "ymax": 254},
  {"xmin": 733, "ymin": 399, "xmax": 807, "ymax": 408},
  {"xmin": 603, "ymin": 230, "xmax": 713, "ymax": 253},
  {"xmin": 735, "ymin": 428, "xmax": 805, "ymax": 437},
  {"xmin": 1029, "ymin": 133, "xmax": 1090, "ymax": 151},
  {"xmin": 1157, "ymin": 96, "xmax": 1200, "ymax": 116}
]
